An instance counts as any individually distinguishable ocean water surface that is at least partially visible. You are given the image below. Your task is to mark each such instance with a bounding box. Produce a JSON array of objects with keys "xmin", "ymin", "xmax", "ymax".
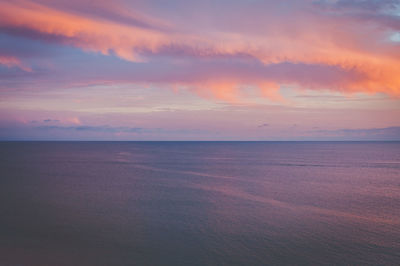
[{"xmin": 0, "ymin": 141, "xmax": 399, "ymax": 265}]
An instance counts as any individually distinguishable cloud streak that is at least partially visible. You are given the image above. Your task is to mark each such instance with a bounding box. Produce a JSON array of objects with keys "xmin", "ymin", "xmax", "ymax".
[
  {"xmin": 35, "ymin": 125, "xmax": 143, "ymax": 133},
  {"xmin": 310, "ymin": 126, "xmax": 400, "ymax": 140}
]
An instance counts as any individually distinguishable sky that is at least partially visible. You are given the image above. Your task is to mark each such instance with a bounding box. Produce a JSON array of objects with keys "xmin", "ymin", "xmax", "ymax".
[{"xmin": 0, "ymin": 0, "xmax": 399, "ymax": 140}]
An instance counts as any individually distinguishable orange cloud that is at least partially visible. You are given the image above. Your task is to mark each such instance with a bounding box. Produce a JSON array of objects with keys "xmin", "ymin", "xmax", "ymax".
[
  {"xmin": 0, "ymin": 55, "xmax": 31, "ymax": 71},
  {"xmin": 0, "ymin": 0, "xmax": 399, "ymax": 101},
  {"xmin": 0, "ymin": 0, "xmax": 171, "ymax": 61},
  {"xmin": 66, "ymin": 117, "xmax": 81, "ymax": 125}
]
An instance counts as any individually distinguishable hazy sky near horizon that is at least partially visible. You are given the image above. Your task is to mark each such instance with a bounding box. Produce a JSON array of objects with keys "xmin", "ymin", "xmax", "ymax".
[{"xmin": 0, "ymin": 0, "xmax": 400, "ymax": 140}]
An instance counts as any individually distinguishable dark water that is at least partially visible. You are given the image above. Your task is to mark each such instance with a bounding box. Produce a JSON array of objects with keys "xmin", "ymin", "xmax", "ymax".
[{"xmin": 0, "ymin": 142, "xmax": 399, "ymax": 265}]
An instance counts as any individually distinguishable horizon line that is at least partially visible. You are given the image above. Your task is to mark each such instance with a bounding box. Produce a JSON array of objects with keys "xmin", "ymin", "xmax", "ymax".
[{"xmin": 1, "ymin": 140, "xmax": 400, "ymax": 142}]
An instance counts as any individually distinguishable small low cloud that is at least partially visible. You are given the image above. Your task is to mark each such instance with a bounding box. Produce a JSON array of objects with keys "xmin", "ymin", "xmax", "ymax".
[
  {"xmin": 43, "ymin": 119, "xmax": 60, "ymax": 123},
  {"xmin": 258, "ymin": 123, "xmax": 270, "ymax": 128}
]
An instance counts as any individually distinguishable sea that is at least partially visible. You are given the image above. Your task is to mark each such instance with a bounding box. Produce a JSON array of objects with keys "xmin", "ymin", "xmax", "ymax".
[{"xmin": 0, "ymin": 141, "xmax": 399, "ymax": 265}]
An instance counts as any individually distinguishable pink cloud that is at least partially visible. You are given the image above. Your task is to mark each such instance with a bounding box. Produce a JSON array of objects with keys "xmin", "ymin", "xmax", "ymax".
[
  {"xmin": 65, "ymin": 117, "xmax": 81, "ymax": 125},
  {"xmin": 0, "ymin": 0, "xmax": 399, "ymax": 102},
  {"xmin": 0, "ymin": 55, "xmax": 31, "ymax": 71}
]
